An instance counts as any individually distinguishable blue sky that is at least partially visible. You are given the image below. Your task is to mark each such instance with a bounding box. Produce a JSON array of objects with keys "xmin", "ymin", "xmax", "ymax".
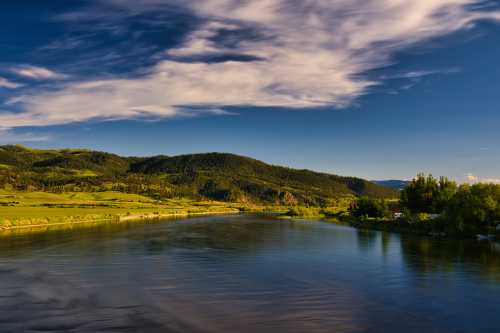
[{"xmin": 1, "ymin": 1, "xmax": 500, "ymax": 182}]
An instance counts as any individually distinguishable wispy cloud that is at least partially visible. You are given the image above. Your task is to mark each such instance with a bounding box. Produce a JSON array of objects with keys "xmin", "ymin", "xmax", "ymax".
[
  {"xmin": 380, "ymin": 67, "xmax": 461, "ymax": 80},
  {"xmin": 1, "ymin": 0, "xmax": 500, "ymax": 128},
  {"xmin": 0, "ymin": 128, "xmax": 52, "ymax": 144},
  {"xmin": 0, "ymin": 77, "xmax": 22, "ymax": 89},
  {"xmin": 10, "ymin": 65, "xmax": 68, "ymax": 80},
  {"xmin": 381, "ymin": 67, "xmax": 461, "ymax": 94},
  {"xmin": 38, "ymin": 36, "xmax": 88, "ymax": 51}
]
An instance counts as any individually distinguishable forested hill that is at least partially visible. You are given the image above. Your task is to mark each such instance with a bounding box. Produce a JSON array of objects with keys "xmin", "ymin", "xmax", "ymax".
[{"xmin": 0, "ymin": 145, "xmax": 397, "ymax": 205}]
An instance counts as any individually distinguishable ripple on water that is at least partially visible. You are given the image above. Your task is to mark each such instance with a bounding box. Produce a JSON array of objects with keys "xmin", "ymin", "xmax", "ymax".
[{"xmin": 0, "ymin": 215, "xmax": 499, "ymax": 332}]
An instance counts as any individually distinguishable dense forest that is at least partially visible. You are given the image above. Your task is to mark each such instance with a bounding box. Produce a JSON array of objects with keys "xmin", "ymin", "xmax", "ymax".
[{"xmin": 0, "ymin": 145, "xmax": 396, "ymax": 206}]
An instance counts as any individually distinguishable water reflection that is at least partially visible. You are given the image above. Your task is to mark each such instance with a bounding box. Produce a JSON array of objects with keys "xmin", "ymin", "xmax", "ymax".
[
  {"xmin": 399, "ymin": 235, "xmax": 500, "ymax": 281},
  {"xmin": 356, "ymin": 229, "xmax": 378, "ymax": 251},
  {"xmin": 0, "ymin": 215, "xmax": 499, "ymax": 332}
]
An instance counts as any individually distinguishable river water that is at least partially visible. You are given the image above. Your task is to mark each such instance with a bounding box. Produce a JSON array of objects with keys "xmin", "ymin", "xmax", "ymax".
[{"xmin": 0, "ymin": 215, "xmax": 499, "ymax": 332}]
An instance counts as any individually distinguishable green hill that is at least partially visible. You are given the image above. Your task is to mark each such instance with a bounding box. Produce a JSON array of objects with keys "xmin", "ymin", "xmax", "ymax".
[{"xmin": 0, "ymin": 145, "xmax": 397, "ymax": 205}]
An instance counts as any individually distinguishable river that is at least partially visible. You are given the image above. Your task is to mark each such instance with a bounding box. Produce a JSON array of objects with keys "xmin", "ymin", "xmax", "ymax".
[{"xmin": 0, "ymin": 215, "xmax": 499, "ymax": 332}]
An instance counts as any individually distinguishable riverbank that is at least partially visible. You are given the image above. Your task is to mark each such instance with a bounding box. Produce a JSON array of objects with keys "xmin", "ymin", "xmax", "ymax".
[
  {"xmin": 348, "ymin": 218, "xmax": 440, "ymax": 236},
  {"xmin": 4, "ymin": 189, "xmax": 489, "ymax": 239},
  {"xmin": 0, "ymin": 209, "xmax": 242, "ymax": 231},
  {"xmin": 278, "ymin": 207, "xmax": 498, "ymax": 240},
  {"xmin": 0, "ymin": 190, "xmax": 243, "ymax": 231}
]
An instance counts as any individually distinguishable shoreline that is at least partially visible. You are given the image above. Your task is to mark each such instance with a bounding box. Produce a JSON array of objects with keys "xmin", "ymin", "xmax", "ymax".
[
  {"xmin": 1, "ymin": 209, "xmax": 497, "ymax": 242},
  {"xmin": 118, "ymin": 209, "xmax": 241, "ymax": 223},
  {"xmin": 0, "ymin": 209, "xmax": 241, "ymax": 232},
  {"xmin": 281, "ymin": 214, "xmax": 498, "ymax": 240}
]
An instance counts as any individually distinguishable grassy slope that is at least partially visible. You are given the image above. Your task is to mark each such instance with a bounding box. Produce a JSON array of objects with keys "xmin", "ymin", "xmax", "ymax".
[{"xmin": 0, "ymin": 190, "xmax": 240, "ymax": 229}]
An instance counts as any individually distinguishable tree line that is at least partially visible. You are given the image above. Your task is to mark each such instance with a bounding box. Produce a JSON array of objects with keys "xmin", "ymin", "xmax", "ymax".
[{"xmin": 350, "ymin": 173, "xmax": 500, "ymax": 236}]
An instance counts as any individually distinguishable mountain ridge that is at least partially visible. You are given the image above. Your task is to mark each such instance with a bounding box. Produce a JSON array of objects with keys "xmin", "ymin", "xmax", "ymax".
[{"xmin": 0, "ymin": 145, "xmax": 397, "ymax": 205}]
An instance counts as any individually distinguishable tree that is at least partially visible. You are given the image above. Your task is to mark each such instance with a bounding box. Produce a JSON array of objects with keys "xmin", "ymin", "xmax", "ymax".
[
  {"xmin": 443, "ymin": 184, "xmax": 500, "ymax": 234},
  {"xmin": 350, "ymin": 196, "xmax": 389, "ymax": 219},
  {"xmin": 434, "ymin": 176, "xmax": 458, "ymax": 212},
  {"xmin": 199, "ymin": 180, "xmax": 230, "ymax": 200},
  {"xmin": 400, "ymin": 174, "xmax": 457, "ymax": 214}
]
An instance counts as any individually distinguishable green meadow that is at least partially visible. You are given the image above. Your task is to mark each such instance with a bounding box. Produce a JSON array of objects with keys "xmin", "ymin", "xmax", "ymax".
[{"xmin": 0, "ymin": 189, "xmax": 240, "ymax": 229}]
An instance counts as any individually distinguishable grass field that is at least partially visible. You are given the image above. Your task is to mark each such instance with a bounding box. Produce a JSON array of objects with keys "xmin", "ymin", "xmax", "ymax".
[
  {"xmin": 0, "ymin": 190, "xmax": 241, "ymax": 229},
  {"xmin": 0, "ymin": 189, "xmax": 354, "ymax": 232}
]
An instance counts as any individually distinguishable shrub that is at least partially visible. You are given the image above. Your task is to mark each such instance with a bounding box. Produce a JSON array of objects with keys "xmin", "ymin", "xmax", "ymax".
[{"xmin": 349, "ymin": 197, "xmax": 389, "ymax": 219}]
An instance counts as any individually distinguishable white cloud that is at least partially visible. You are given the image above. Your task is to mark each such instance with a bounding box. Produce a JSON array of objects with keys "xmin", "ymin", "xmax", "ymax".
[
  {"xmin": 483, "ymin": 178, "xmax": 500, "ymax": 184},
  {"xmin": 168, "ymin": 22, "xmax": 242, "ymax": 57},
  {"xmin": 0, "ymin": 77, "xmax": 22, "ymax": 89},
  {"xmin": 0, "ymin": 76, "xmax": 234, "ymax": 128},
  {"xmin": 465, "ymin": 173, "xmax": 500, "ymax": 184},
  {"xmin": 465, "ymin": 173, "xmax": 479, "ymax": 183},
  {"xmin": 10, "ymin": 65, "xmax": 67, "ymax": 80},
  {"xmin": 2, "ymin": 0, "xmax": 500, "ymax": 128}
]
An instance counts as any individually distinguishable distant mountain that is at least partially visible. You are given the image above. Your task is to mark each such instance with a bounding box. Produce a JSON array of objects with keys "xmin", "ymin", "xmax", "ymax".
[
  {"xmin": 0, "ymin": 145, "xmax": 398, "ymax": 205},
  {"xmin": 373, "ymin": 180, "xmax": 410, "ymax": 190}
]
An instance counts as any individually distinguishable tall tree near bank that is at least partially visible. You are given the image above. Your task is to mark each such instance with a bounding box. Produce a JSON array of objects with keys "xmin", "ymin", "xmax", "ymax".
[{"xmin": 400, "ymin": 174, "xmax": 457, "ymax": 214}]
